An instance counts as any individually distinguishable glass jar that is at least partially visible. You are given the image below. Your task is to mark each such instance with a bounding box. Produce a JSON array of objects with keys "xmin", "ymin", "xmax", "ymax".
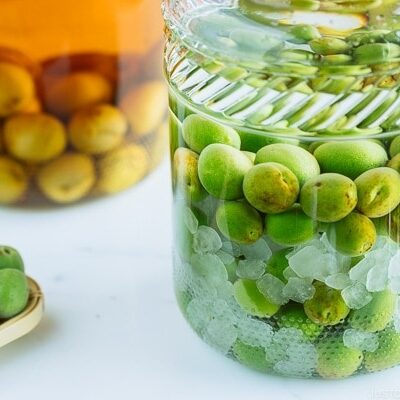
[
  {"xmin": 164, "ymin": 0, "xmax": 400, "ymax": 379},
  {"xmin": 0, "ymin": 0, "xmax": 167, "ymax": 206}
]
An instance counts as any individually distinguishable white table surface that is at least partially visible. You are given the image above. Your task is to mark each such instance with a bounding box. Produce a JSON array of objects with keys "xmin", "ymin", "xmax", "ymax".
[{"xmin": 0, "ymin": 160, "xmax": 399, "ymax": 400}]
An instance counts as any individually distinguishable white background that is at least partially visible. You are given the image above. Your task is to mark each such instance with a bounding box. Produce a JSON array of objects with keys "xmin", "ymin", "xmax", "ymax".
[{"xmin": 0, "ymin": 161, "xmax": 399, "ymax": 400}]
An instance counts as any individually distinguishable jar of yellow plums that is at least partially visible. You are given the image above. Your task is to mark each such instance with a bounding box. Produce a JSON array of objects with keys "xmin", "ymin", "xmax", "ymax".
[{"xmin": 0, "ymin": 0, "xmax": 167, "ymax": 206}]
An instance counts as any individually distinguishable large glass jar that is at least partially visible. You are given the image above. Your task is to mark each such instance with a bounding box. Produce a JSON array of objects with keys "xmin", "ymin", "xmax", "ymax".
[
  {"xmin": 0, "ymin": 0, "xmax": 167, "ymax": 207},
  {"xmin": 164, "ymin": 0, "xmax": 400, "ymax": 379}
]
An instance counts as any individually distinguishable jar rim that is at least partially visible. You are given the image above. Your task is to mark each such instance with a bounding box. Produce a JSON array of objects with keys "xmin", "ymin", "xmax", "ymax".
[{"xmin": 163, "ymin": 0, "xmax": 400, "ymax": 141}]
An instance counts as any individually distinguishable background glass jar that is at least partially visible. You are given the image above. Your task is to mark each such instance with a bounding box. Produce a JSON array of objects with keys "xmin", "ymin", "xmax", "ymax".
[
  {"xmin": 0, "ymin": 0, "xmax": 167, "ymax": 206},
  {"xmin": 164, "ymin": 0, "xmax": 400, "ymax": 379}
]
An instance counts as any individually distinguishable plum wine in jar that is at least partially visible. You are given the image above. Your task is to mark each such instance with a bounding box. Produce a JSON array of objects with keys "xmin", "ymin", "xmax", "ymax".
[
  {"xmin": 164, "ymin": 0, "xmax": 400, "ymax": 379},
  {"xmin": 0, "ymin": 0, "xmax": 167, "ymax": 206}
]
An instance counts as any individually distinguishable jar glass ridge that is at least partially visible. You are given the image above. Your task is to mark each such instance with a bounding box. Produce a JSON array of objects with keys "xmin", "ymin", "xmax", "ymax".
[{"xmin": 164, "ymin": 0, "xmax": 400, "ymax": 379}]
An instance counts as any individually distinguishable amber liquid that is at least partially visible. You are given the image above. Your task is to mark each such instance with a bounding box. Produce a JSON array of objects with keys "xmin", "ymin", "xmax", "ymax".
[{"xmin": 0, "ymin": 0, "xmax": 163, "ymax": 58}]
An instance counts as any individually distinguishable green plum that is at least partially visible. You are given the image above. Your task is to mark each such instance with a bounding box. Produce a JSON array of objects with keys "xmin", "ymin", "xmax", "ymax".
[
  {"xmin": 0, "ymin": 269, "xmax": 29, "ymax": 319},
  {"xmin": 182, "ymin": 114, "xmax": 241, "ymax": 153},
  {"xmin": 304, "ymin": 282, "xmax": 350, "ymax": 326},
  {"xmin": 277, "ymin": 303, "xmax": 324, "ymax": 341},
  {"xmin": 266, "ymin": 204, "xmax": 317, "ymax": 246},
  {"xmin": 216, "ymin": 201, "xmax": 264, "ymax": 244},
  {"xmin": 169, "ymin": 111, "xmax": 183, "ymax": 160},
  {"xmin": 365, "ymin": 329, "xmax": 400, "ymax": 372},
  {"xmin": 390, "ymin": 135, "xmax": 400, "ymax": 157},
  {"xmin": 238, "ymin": 128, "xmax": 299, "ymax": 153},
  {"xmin": 0, "ymin": 246, "xmax": 24, "ymax": 271},
  {"xmin": 242, "ymin": 151, "xmax": 256, "ymax": 163},
  {"xmin": 355, "ymin": 167, "xmax": 400, "ymax": 218},
  {"xmin": 308, "ymin": 142, "xmax": 325, "ymax": 154},
  {"xmin": 234, "ymin": 279, "xmax": 280, "ymax": 318},
  {"xmin": 316, "ymin": 337, "xmax": 363, "ymax": 379},
  {"xmin": 349, "ymin": 289, "xmax": 397, "ymax": 333},
  {"xmin": 327, "ymin": 212, "xmax": 377, "ymax": 257},
  {"xmin": 373, "ymin": 216, "xmax": 389, "ymax": 236},
  {"xmin": 387, "ymin": 153, "xmax": 400, "ymax": 173},
  {"xmin": 300, "ymin": 173, "xmax": 358, "ymax": 223},
  {"xmin": 389, "ymin": 204, "xmax": 400, "ymax": 242},
  {"xmin": 173, "ymin": 148, "xmax": 206, "ymax": 202},
  {"xmin": 198, "ymin": 144, "xmax": 253, "ymax": 200},
  {"xmin": 255, "ymin": 143, "xmax": 320, "ymax": 186},
  {"xmin": 232, "ymin": 340, "xmax": 272, "ymax": 372},
  {"xmin": 243, "ymin": 162, "xmax": 299, "ymax": 214},
  {"xmin": 289, "ymin": 24, "xmax": 321, "ymax": 42},
  {"xmin": 314, "ymin": 141, "xmax": 388, "ymax": 180}
]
